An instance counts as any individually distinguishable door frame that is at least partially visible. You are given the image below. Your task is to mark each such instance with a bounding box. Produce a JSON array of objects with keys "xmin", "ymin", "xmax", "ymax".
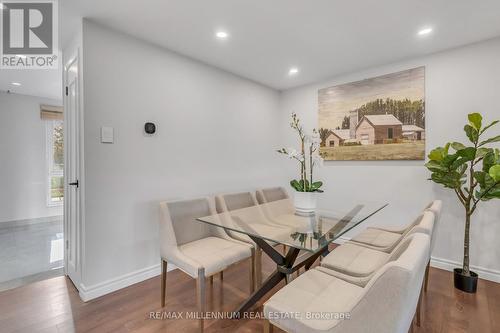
[{"xmin": 63, "ymin": 46, "xmax": 85, "ymax": 290}]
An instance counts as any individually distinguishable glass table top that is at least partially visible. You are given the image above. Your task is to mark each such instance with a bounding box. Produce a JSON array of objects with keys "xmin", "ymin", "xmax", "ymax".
[{"xmin": 197, "ymin": 199, "xmax": 387, "ymax": 253}]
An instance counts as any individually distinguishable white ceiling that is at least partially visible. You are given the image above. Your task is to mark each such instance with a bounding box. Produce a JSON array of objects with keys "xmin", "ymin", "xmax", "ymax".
[
  {"xmin": 0, "ymin": 69, "xmax": 62, "ymax": 101},
  {"xmin": 59, "ymin": 0, "xmax": 500, "ymax": 91},
  {"xmin": 3, "ymin": 0, "xmax": 500, "ymax": 99}
]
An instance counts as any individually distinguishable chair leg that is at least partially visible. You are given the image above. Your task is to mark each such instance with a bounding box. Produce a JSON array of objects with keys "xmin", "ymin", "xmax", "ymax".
[
  {"xmin": 197, "ymin": 269, "xmax": 206, "ymax": 332},
  {"xmin": 250, "ymin": 250, "xmax": 256, "ymax": 293},
  {"xmin": 220, "ymin": 271, "xmax": 223, "ymax": 281},
  {"xmin": 255, "ymin": 245, "xmax": 263, "ymax": 287},
  {"xmin": 416, "ymin": 283, "xmax": 423, "ymax": 327},
  {"xmin": 424, "ymin": 259, "xmax": 430, "ymax": 292},
  {"xmin": 264, "ymin": 319, "xmax": 274, "ymax": 333},
  {"xmin": 209, "ymin": 275, "xmax": 214, "ymax": 285},
  {"xmin": 161, "ymin": 259, "xmax": 167, "ymax": 307}
]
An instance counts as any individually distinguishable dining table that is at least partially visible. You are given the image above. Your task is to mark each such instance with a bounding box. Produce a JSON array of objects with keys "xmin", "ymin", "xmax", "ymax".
[{"xmin": 196, "ymin": 198, "xmax": 388, "ymax": 316}]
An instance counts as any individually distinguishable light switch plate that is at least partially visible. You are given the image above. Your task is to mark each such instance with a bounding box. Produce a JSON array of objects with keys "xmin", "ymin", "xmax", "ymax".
[{"xmin": 101, "ymin": 126, "xmax": 114, "ymax": 143}]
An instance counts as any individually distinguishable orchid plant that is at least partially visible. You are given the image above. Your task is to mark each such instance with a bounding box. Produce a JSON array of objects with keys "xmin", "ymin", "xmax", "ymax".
[{"xmin": 277, "ymin": 113, "xmax": 325, "ymax": 192}]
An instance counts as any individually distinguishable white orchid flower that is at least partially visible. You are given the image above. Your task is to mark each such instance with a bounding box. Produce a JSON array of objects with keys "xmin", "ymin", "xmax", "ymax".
[{"xmin": 287, "ymin": 148, "xmax": 298, "ymax": 159}]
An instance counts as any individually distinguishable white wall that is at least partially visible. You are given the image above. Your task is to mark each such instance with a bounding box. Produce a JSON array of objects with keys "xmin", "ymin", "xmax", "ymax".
[
  {"xmin": 279, "ymin": 37, "xmax": 500, "ymax": 277},
  {"xmin": 0, "ymin": 92, "xmax": 63, "ymax": 223},
  {"xmin": 81, "ymin": 21, "xmax": 284, "ymax": 288}
]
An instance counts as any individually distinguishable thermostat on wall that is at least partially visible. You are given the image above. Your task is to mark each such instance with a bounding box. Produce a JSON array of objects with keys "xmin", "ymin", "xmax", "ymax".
[
  {"xmin": 144, "ymin": 122, "xmax": 156, "ymax": 134},
  {"xmin": 101, "ymin": 126, "xmax": 114, "ymax": 143}
]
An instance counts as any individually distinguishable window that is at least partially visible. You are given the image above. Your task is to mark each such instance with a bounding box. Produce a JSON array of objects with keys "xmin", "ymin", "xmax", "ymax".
[
  {"xmin": 329, "ymin": 140, "xmax": 336, "ymax": 147},
  {"xmin": 46, "ymin": 120, "xmax": 64, "ymax": 206},
  {"xmin": 388, "ymin": 128, "xmax": 394, "ymax": 139}
]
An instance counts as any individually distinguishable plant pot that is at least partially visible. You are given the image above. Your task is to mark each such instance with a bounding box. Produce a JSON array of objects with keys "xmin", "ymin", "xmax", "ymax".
[
  {"xmin": 293, "ymin": 191, "xmax": 317, "ymax": 216},
  {"xmin": 454, "ymin": 268, "xmax": 478, "ymax": 293}
]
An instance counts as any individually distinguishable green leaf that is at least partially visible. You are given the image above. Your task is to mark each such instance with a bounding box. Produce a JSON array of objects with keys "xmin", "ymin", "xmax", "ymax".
[
  {"xmin": 456, "ymin": 147, "xmax": 476, "ymax": 161},
  {"xmin": 480, "ymin": 120, "xmax": 499, "ymax": 135},
  {"xmin": 290, "ymin": 179, "xmax": 302, "ymax": 191},
  {"xmin": 474, "ymin": 171, "xmax": 488, "ymax": 187},
  {"xmin": 475, "ymin": 175, "xmax": 500, "ymax": 200},
  {"xmin": 311, "ymin": 181, "xmax": 323, "ymax": 191},
  {"xmin": 430, "ymin": 171, "xmax": 462, "ymax": 189},
  {"xmin": 464, "ymin": 125, "xmax": 479, "ymax": 144},
  {"xmin": 451, "ymin": 142, "xmax": 466, "ymax": 151},
  {"xmin": 444, "ymin": 142, "xmax": 451, "ymax": 155},
  {"xmin": 482, "ymin": 149, "xmax": 500, "ymax": 172},
  {"xmin": 468, "ymin": 113, "xmax": 483, "ymax": 130},
  {"xmin": 479, "ymin": 135, "xmax": 500, "ymax": 147},
  {"xmin": 425, "ymin": 160, "xmax": 447, "ymax": 172},
  {"xmin": 442, "ymin": 153, "xmax": 459, "ymax": 167},
  {"xmin": 489, "ymin": 165, "xmax": 500, "ymax": 182},
  {"xmin": 450, "ymin": 157, "xmax": 470, "ymax": 170},
  {"xmin": 476, "ymin": 147, "xmax": 491, "ymax": 159},
  {"xmin": 428, "ymin": 147, "xmax": 445, "ymax": 161}
]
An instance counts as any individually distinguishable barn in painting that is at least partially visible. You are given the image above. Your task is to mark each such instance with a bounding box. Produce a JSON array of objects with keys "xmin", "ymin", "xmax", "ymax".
[
  {"xmin": 326, "ymin": 129, "xmax": 350, "ymax": 147},
  {"xmin": 355, "ymin": 114, "xmax": 403, "ymax": 145}
]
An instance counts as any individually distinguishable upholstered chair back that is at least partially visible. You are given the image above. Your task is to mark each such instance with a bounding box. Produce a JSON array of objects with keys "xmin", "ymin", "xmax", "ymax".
[
  {"xmin": 160, "ymin": 198, "xmax": 219, "ymax": 250},
  {"xmin": 425, "ymin": 200, "xmax": 442, "ymax": 253},
  {"xmin": 333, "ymin": 233, "xmax": 430, "ymax": 333},
  {"xmin": 215, "ymin": 191, "xmax": 258, "ymax": 213},
  {"xmin": 405, "ymin": 210, "xmax": 435, "ymax": 237},
  {"xmin": 425, "ymin": 200, "xmax": 443, "ymax": 223},
  {"xmin": 256, "ymin": 187, "xmax": 289, "ymax": 204},
  {"xmin": 214, "ymin": 192, "xmax": 261, "ymax": 243}
]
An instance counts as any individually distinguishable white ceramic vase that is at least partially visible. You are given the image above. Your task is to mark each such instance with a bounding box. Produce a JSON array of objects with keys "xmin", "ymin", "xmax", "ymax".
[{"xmin": 293, "ymin": 191, "xmax": 317, "ymax": 216}]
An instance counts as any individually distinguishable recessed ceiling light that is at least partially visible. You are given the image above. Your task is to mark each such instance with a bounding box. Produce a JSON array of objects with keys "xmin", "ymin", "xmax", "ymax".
[
  {"xmin": 417, "ymin": 27, "xmax": 433, "ymax": 36},
  {"xmin": 11, "ymin": 82, "xmax": 22, "ymax": 86},
  {"xmin": 215, "ymin": 31, "xmax": 229, "ymax": 40},
  {"xmin": 288, "ymin": 67, "xmax": 299, "ymax": 76}
]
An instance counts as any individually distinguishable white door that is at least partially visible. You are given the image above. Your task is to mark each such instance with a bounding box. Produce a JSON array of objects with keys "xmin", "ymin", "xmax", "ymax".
[{"xmin": 64, "ymin": 53, "xmax": 82, "ymax": 287}]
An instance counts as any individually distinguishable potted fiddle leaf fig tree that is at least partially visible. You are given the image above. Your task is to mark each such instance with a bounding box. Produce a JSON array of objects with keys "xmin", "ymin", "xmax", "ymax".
[
  {"xmin": 426, "ymin": 113, "xmax": 500, "ymax": 293},
  {"xmin": 277, "ymin": 113, "xmax": 325, "ymax": 215}
]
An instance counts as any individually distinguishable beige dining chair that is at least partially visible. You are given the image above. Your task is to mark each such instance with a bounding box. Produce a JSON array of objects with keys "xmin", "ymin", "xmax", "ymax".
[
  {"xmin": 319, "ymin": 211, "xmax": 433, "ymax": 287},
  {"xmin": 349, "ymin": 200, "xmax": 442, "ymax": 253},
  {"xmin": 263, "ymin": 233, "xmax": 430, "ymax": 333},
  {"xmin": 256, "ymin": 187, "xmax": 289, "ymax": 204},
  {"xmin": 349, "ymin": 200, "xmax": 442, "ymax": 292},
  {"xmin": 215, "ymin": 191, "xmax": 293, "ymax": 286},
  {"xmin": 159, "ymin": 197, "xmax": 255, "ymax": 332}
]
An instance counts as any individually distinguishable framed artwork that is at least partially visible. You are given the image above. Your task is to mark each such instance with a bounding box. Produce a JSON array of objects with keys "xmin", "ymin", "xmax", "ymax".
[{"xmin": 318, "ymin": 67, "xmax": 425, "ymax": 160}]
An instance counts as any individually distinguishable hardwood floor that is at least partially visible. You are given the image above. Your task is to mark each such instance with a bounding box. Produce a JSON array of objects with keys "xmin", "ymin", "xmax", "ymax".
[{"xmin": 0, "ymin": 250, "xmax": 499, "ymax": 333}]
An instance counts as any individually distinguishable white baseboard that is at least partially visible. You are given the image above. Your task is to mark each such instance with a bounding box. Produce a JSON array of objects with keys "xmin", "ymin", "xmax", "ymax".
[
  {"xmin": 79, "ymin": 263, "xmax": 176, "ymax": 302},
  {"xmin": 430, "ymin": 256, "xmax": 500, "ymax": 284}
]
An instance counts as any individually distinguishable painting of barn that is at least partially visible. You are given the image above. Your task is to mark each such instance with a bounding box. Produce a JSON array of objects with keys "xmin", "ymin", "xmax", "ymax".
[{"xmin": 318, "ymin": 67, "xmax": 425, "ymax": 160}]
